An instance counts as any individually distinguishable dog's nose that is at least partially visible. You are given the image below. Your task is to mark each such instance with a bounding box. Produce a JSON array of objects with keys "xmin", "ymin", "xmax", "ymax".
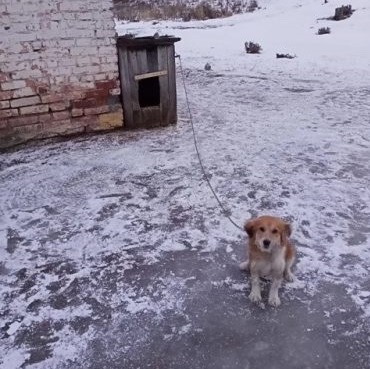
[{"xmin": 263, "ymin": 239, "xmax": 271, "ymax": 248}]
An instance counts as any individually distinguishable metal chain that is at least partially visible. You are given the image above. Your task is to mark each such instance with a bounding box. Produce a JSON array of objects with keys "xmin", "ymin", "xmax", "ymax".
[{"xmin": 176, "ymin": 54, "xmax": 244, "ymax": 233}]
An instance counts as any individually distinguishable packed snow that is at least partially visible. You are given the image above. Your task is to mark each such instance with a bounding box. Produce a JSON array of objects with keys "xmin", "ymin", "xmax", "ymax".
[{"xmin": 1, "ymin": 0, "xmax": 370, "ymax": 367}]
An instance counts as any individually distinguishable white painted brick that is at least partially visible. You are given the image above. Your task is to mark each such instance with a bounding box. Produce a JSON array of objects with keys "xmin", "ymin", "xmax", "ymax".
[
  {"xmin": 94, "ymin": 73, "xmax": 107, "ymax": 81},
  {"xmin": 100, "ymin": 63, "xmax": 117, "ymax": 73},
  {"xmin": 98, "ymin": 46, "xmax": 116, "ymax": 55},
  {"xmin": 96, "ymin": 29, "xmax": 116, "ymax": 38},
  {"xmin": 1, "ymin": 0, "xmax": 120, "ymax": 136},
  {"xmin": 12, "ymin": 69, "xmax": 43, "ymax": 79},
  {"xmin": 76, "ymin": 38, "xmax": 93, "ymax": 47},
  {"xmin": 80, "ymin": 75, "xmax": 95, "ymax": 83},
  {"xmin": 76, "ymin": 56, "xmax": 91, "ymax": 67},
  {"xmin": 1, "ymin": 80, "xmax": 26, "ymax": 91},
  {"xmin": 13, "ymin": 87, "xmax": 35, "ymax": 98},
  {"xmin": 72, "ymin": 65, "xmax": 100, "ymax": 75}
]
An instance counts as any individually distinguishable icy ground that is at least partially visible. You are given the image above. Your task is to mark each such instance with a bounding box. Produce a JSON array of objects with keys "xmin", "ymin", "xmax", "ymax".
[{"xmin": 1, "ymin": 0, "xmax": 370, "ymax": 368}]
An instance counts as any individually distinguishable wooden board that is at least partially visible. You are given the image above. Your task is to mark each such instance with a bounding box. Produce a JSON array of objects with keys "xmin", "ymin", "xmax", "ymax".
[
  {"xmin": 118, "ymin": 48, "xmax": 133, "ymax": 129},
  {"xmin": 157, "ymin": 46, "xmax": 170, "ymax": 126},
  {"xmin": 134, "ymin": 70, "xmax": 168, "ymax": 81},
  {"xmin": 167, "ymin": 45, "xmax": 177, "ymax": 125}
]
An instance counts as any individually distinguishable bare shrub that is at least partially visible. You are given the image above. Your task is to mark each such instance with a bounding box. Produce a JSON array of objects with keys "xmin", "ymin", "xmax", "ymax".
[
  {"xmin": 114, "ymin": 0, "xmax": 253, "ymax": 21},
  {"xmin": 318, "ymin": 27, "xmax": 331, "ymax": 35},
  {"xmin": 192, "ymin": 2, "xmax": 222, "ymax": 20},
  {"xmin": 245, "ymin": 41, "xmax": 262, "ymax": 54},
  {"xmin": 248, "ymin": 0, "xmax": 259, "ymax": 12},
  {"xmin": 333, "ymin": 5, "xmax": 353, "ymax": 20},
  {"xmin": 276, "ymin": 53, "xmax": 296, "ymax": 59}
]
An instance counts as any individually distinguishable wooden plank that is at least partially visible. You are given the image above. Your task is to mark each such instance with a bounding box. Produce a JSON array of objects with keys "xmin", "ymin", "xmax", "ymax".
[
  {"xmin": 136, "ymin": 49, "xmax": 148, "ymax": 74},
  {"xmin": 167, "ymin": 44, "xmax": 177, "ymax": 125},
  {"xmin": 141, "ymin": 107, "xmax": 161, "ymax": 128},
  {"xmin": 118, "ymin": 47, "xmax": 133, "ymax": 129},
  {"xmin": 157, "ymin": 46, "xmax": 170, "ymax": 126},
  {"xmin": 117, "ymin": 36, "xmax": 181, "ymax": 48},
  {"xmin": 134, "ymin": 70, "xmax": 168, "ymax": 81},
  {"xmin": 146, "ymin": 46, "xmax": 159, "ymax": 73},
  {"xmin": 128, "ymin": 49, "xmax": 141, "ymax": 126}
]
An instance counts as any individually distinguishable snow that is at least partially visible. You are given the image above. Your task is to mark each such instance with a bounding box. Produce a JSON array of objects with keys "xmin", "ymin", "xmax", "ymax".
[{"xmin": 1, "ymin": 0, "xmax": 370, "ymax": 367}]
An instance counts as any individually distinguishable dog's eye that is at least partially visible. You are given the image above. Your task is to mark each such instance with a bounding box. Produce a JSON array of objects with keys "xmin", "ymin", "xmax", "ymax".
[
  {"xmin": 272, "ymin": 229, "xmax": 278, "ymax": 234},
  {"xmin": 259, "ymin": 227, "xmax": 265, "ymax": 232}
]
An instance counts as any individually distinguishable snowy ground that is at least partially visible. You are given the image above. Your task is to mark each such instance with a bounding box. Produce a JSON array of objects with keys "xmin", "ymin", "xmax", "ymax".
[{"xmin": 1, "ymin": 0, "xmax": 370, "ymax": 368}]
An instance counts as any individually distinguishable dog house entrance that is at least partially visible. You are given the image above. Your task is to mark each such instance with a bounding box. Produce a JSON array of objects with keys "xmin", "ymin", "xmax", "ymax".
[{"xmin": 139, "ymin": 77, "xmax": 160, "ymax": 108}]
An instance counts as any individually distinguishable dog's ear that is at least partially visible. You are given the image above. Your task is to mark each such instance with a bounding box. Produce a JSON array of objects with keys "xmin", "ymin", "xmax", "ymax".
[
  {"xmin": 284, "ymin": 222, "xmax": 292, "ymax": 237},
  {"xmin": 280, "ymin": 222, "xmax": 292, "ymax": 245},
  {"xmin": 244, "ymin": 219, "xmax": 255, "ymax": 238}
]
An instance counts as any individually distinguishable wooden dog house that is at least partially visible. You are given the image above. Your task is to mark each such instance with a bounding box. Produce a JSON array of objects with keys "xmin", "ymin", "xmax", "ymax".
[{"xmin": 117, "ymin": 35, "xmax": 181, "ymax": 129}]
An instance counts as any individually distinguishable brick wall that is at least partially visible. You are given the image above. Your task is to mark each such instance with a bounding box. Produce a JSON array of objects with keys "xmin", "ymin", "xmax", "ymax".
[{"xmin": 0, "ymin": 0, "xmax": 123, "ymax": 149}]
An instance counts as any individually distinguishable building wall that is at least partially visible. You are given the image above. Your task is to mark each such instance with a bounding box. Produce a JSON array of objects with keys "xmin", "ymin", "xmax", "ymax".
[{"xmin": 0, "ymin": 0, "xmax": 123, "ymax": 149}]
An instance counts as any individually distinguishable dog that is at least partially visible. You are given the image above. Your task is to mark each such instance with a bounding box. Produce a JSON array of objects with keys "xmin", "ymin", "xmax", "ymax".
[{"xmin": 239, "ymin": 215, "xmax": 295, "ymax": 307}]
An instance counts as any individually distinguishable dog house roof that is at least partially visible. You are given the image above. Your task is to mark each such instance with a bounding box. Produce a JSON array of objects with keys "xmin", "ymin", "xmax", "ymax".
[{"xmin": 117, "ymin": 35, "xmax": 181, "ymax": 48}]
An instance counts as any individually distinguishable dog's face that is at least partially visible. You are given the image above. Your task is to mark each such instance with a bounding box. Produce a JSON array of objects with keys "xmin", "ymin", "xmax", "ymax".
[{"xmin": 244, "ymin": 216, "xmax": 291, "ymax": 253}]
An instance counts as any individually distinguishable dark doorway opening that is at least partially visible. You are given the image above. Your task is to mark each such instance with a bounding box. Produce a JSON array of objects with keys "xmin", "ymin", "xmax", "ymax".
[{"xmin": 138, "ymin": 77, "xmax": 160, "ymax": 107}]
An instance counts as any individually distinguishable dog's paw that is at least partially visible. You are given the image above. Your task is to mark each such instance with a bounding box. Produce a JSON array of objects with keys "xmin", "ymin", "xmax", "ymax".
[
  {"xmin": 239, "ymin": 261, "xmax": 249, "ymax": 271},
  {"xmin": 249, "ymin": 290, "xmax": 262, "ymax": 303},
  {"xmin": 284, "ymin": 272, "xmax": 295, "ymax": 282},
  {"xmin": 268, "ymin": 295, "xmax": 281, "ymax": 307}
]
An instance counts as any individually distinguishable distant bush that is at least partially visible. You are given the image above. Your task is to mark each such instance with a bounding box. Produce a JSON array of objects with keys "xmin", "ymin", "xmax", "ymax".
[
  {"xmin": 333, "ymin": 5, "xmax": 353, "ymax": 20},
  {"xmin": 114, "ymin": 0, "xmax": 257, "ymax": 21},
  {"xmin": 276, "ymin": 53, "xmax": 296, "ymax": 59},
  {"xmin": 245, "ymin": 41, "xmax": 262, "ymax": 54},
  {"xmin": 247, "ymin": 0, "xmax": 259, "ymax": 12},
  {"xmin": 318, "ymin": 27, "xmax": 331, "ymax": 35}
]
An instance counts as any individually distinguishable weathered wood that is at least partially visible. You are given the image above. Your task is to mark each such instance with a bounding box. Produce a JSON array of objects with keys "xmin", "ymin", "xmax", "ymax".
[
  {"xmin": 134, "ymin": 70, "xmax": 168, "ymax": 81},
  {"xmin": 167, "ymin": 45, "xmax": 177, "ymax": 125},
  {"xmin": 118, "ymin": 48, "xmax": 133, "ymax": 129},
  {"xmin": 117, "ymin": 36, "xmax": 181, "ymax": 48},
  {"xmin": 117, "ymin": 36, "xmax": 181, "ymax": 129},
  {"xmin": 158, "ymin": 46, "xmax": 170, "ymax": 126},
  {"xmin": 136, "ymin": 49, "xmax": 149, "ymax": 74},
  {"xmin": 127, "ymin": 49, "xmax": 142, "ymax": 127},
  {"xmin": 146, "ymin": 46, "xmax": 159, "ymax": 73}
]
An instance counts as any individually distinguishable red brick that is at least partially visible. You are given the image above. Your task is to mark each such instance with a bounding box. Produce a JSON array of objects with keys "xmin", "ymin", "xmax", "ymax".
[
  {"xmin": 72, "ymin": 115, "xmax": 98, "ymax": 128},
  {"xmin": 0, "ymin": 91, "xmax": 13, "ymax": 101},
  {"xmin": 8, "ymin": 115, "xmax": 39, "ymax": 127},
  {"xmin": 84, "ymin": 105, "xmax": 110, "ymax": 116},
  {"xmin": 38, "ymin": 113, "xmax": 53, "ymax": 123},
  {"xmin": 13, "ymin": 123, "xmax": 43, "ymax": 135},
  {"xmin": 20, "ymin": 104, "xmax": 49, "ymax": 115},
  {"xmin": 41, "ymin": 94, "xmax": 64, "ymax": 104},
  {"xmin": 73, "ymin": 98, "xmax": 97, "ymax": 109},
  {"xmin": 85, "ymin": 89, "xmax": 109, "ymax": 100},
  {"xmin": 52, "ymin": 111, "xmax": 70, "ymax": 120},
  {"xmin": 0, "ymin": 100, "xmax": 10, "ymax": 110},
  {"xmin": 50, "ymin": 101, "xmax": 70, "ymax": 111},
  {"xmin": 95, "ymin": 80, "xmax": 116, "ymax": 91},
  {"xmin": 0, "ymin": 120, "xmax": 8, "ymax": 129},
  {"xmin": 11, "ymin": 96, "xmax": 41, "ymax": 108},
  {"xmin": 71, "ymin": 108, "xmax": 83, "ymax": 117},
  {"xmin": 37, "ymin": 86, "xmax": 49, "ymax": 95},
  {"xmin": 65, "ymin": 91, "xmax": 86, "ymax": 100},
  {"xmin": 0, "ymin": 109, "xmax": 19, "ymax": 119},
  {"xmin": 0, "ymin": 73, "xmax": 9, "ymax": 83}
]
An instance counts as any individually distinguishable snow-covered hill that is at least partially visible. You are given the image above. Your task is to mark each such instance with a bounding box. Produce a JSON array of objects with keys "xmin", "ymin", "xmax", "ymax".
[{"xmin": 114, "ymin": 0, "xmax": 257, "ymax": 20}]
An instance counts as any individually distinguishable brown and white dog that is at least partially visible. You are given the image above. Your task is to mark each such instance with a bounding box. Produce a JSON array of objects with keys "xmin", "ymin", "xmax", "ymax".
[{"xmin": 239, "ymin": 215, "xmax": 295, "ymax": 307}]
